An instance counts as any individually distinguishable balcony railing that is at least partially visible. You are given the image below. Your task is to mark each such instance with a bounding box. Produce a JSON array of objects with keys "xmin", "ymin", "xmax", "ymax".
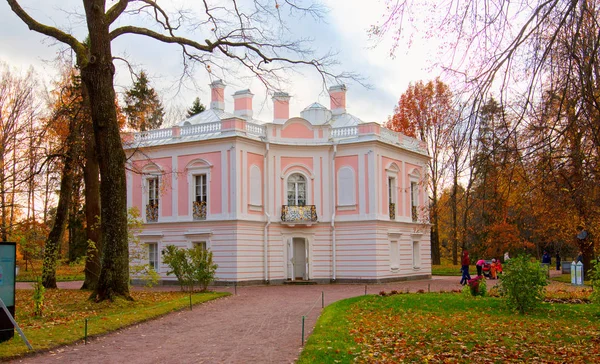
[
  {"xmin": 146, "ymin": 203, "xmax": 158, "ymax": 222},
  {"xmin": 389, "ymin": 202, "xmax": 395, "ymax": 220},
  {"xmin": 281, "ymin": 205, "xmax": 317, "ymax": 224},
  {"xmin": 412, "ymin": 205, "xmax": 418, "ymax": 222},
  {"xmin": 193, "ymin": 201, "xmax": 207, "ymax": 220}
]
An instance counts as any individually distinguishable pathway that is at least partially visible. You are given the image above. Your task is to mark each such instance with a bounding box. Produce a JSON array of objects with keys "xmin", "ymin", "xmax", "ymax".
[{"xmin": 12, "ymin": 271, "xmax": 571, "ymax": 363}]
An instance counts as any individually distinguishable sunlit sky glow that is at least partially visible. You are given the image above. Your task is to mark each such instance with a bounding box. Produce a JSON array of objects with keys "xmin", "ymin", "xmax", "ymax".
[{"xmin": 0, "ymin": 0, "xmax": 443, "ymax": 125}]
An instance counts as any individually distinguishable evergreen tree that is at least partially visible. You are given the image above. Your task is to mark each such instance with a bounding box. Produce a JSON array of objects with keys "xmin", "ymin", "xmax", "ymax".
[
  {"xmin": 187, "ymin": 97, "xmax": 206, "ymax": 118},
  {"xmin": 124, "ymin": 71, "xmax": 164, "ymax": 131}
]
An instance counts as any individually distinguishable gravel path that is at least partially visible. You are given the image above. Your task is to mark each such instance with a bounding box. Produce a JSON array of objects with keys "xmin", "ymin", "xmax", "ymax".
[{"xmin": 12, "ymin": 270, "xmax": 573, "ymax": 363}]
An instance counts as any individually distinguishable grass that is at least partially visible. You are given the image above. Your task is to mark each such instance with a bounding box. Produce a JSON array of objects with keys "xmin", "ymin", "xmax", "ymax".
[
  {"xmin": 431, "ymin": 264, "xmax": 462, "ymax": 276},
  {"xmin": 16, "ymin": 260, "xmax": 85, "ymax": 282},
  {"xmin": 552, "ymin": 272, "xmax": 591, "ymax": 286},
  {"xmin": 299, "ymin": 291, "xmax": 600, "ymax": 363},
  {"xmin": 1, "ymin": 289, "xmax": 229, "ymax": 359}
]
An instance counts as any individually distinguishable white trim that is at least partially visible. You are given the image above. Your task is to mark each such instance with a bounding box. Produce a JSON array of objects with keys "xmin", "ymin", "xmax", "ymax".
[
  {"xmin": 172, "ymin": 155, "xmax": 178, "ymax": 219},
  {"xmin": 336, "ymin": 204, "xmax": 357, "ymax": 211},
  {"xmin": 280, "ymin": 163, "xmax": 315, "ymax": 180}
]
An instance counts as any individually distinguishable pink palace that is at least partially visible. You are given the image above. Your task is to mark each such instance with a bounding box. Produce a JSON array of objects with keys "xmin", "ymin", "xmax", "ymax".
[{"xmin": 125, "ymin": 80, "xmax": 431, "ymax": 285}]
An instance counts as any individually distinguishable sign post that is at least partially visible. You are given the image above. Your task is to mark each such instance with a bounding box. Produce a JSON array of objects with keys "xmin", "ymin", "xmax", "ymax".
[{"xmin": 0, "ymin": 242, "xmax": 16, "ymax": 343}]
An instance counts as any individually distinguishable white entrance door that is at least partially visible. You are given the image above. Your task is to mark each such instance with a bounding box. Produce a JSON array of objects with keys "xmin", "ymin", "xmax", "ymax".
[{"xmin": 292, "ymin": 237, "xmax": 307, "ymax": 280}]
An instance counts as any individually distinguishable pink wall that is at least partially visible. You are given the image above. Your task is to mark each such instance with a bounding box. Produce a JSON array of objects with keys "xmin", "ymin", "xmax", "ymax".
[
  {"xmin": 273, "ymin": 99, "xmax": 289, "ymax": 120},
  {"xmin": 234, "ymin": 96, "xmax": 252, "ymax": 111},
  {"xmin": 133, "ymin": 157, "xmax": 172, "ymax": 217},
  {"xmin": 177, "ymin": 152, "xmax": 222, "ymax": 216},
  {"xmin": 247, "ymin": 152, "xmax": 264, "ymax": 215},
  {"xmin": 330, "ymin": 90, "xmax": 346, "ymax": 109},
  {"xmin": 335, "ymin": 155, "xmax": 359, "ymax": 215},
  {"xmin": 281, "ymin": 121, "xmax": 313, "ymax": 139},
  {"xmin": 211, "ymin": 87, "xmax": 224, "ymax": 103}
]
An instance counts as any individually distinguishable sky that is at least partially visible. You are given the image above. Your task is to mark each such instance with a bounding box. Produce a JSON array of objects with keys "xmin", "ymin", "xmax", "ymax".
[{"xmin": 0, "ymin": 0, "xmax": 440, "ymax": 126}]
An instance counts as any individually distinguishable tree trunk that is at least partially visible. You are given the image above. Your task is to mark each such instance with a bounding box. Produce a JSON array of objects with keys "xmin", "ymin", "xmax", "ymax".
[
  {"xmin": 82, "ymin": 0, "xmax": 130, "ymax": 301},
  {"xmin": 430, "ymin": 191, "xmax": 441, "ymax": 265},
  {"xmin": 42, "ymin": 116, "xmax": 80, "ymax": 288},
  {"xmin": 451, "ymin": 163, "xmax": 459, "ymax": 265},
  {"xmin": 81, "ymin": 82, "xmax": 102, "ymax": 291}
]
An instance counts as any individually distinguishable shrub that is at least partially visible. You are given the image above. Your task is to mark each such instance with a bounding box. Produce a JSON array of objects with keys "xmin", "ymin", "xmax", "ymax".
[
  {"xmin": 498, "ymin": 254, "xmax": 548, "ymax": 314},
  {"xmin": 32, "ymin": 276, "xmax": 45, "ymax": 317},
  {"xmin": 162, "ymin": 245, "xmax": 192, "ymax": 291},
  {"xmin": 189, "ymin": 246, "xmax": 218, "ymax": 291},
  {"xmin": 589, "ymin": 260, "xmax": 600, "ymax": 304},
  {"xmin": 379, "ymin": 290, "xmax": 387, "ymax": 296},
  {"xmin": 162, "ymin": 245, "xmax": 218, "ymax": 292},
  {"xmin": 466, "ymin": 276, "xmax": 486, "ymax": 297}
]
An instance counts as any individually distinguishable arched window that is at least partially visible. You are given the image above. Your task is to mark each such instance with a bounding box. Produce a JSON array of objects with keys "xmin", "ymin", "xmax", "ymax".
[
  {"xmin": 287, "ymin": 173, "xmax": 306, "ymax": 206},
  {"xmin": 337, "ymin": 167, "xmax": 355, "ymax": 206}
]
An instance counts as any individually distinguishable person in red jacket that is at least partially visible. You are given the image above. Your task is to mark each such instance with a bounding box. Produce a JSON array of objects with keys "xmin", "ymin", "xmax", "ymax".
[{"xmin": 460, "ymin": 250, "xmax": 471, "ymax": 285}]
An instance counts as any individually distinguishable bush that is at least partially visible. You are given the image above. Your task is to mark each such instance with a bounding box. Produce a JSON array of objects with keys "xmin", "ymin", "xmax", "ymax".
[
  {"xmin": 162, "ymin": 245, "xmax": 218, "ymax": 292},
  {"xmin": 465, "ymin": 276, "xmax": 486, "ymax": 297},
  {"xmin": 499, "ymin": 254, "xmax": 548, "ymax": 314},
  {"xmin": 32, "ymin": 276, "xmax": 45, "ymax": 317}
]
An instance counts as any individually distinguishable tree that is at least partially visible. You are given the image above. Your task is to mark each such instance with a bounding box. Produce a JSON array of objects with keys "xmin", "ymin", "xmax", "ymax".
[
  {"xmin": 42, "ymin": 69, "xmax": 84, "ymax": 288},
  {"xmin": 186, "ymin": 97, "xmax": 205, "ymax": 118},
  {"xmin": 373, "ymin": 1, "xmax": 600, "ymax": 264},
  {"xmin": 8, "ymin": 0, "xmax": 353, "ymax": 301},
  {"xmin": 124, "ymin": 70, "xmax": 164, "ymax": 131},
  {"xmin": 386, "ymin": 78, "xmax": 456, "ymax": 265},
  {"xmin": 0, "ymin": 63, "xmax": 39, "ymax": 243}
]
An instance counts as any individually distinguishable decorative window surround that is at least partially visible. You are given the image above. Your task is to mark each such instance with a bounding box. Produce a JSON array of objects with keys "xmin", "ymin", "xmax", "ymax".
[{"xmin": 186, "ymin": 160, "xmax": 213, "ymax": 221}]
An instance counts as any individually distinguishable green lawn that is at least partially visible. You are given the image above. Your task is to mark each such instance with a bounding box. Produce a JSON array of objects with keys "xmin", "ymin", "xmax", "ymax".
[
  {"xmin": 16, "ymin": 260, "xmax": 85, "ymax": 282},
  {"xmin": 1, "ymin": 289, "xmax": 229, "ymax": 359},
  {"xmin": 431, "ymin": 264, "xmax": 462, "ymax": 276},
  {"xmin": 551, "ymin": 273, "xmax": 591, "ymax": 286},
  {"xmin": 299, "ymin": 292, "xmax": 599, "ymax": 363}
]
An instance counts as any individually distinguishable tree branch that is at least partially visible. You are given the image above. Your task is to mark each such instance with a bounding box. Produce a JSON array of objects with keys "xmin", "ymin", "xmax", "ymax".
[
  {"xmin": 106, "ymin": 0, "xmax": 130, "ymax": 25},
  {"xmin": 6, "ymin": 0, "xmax": 86, "ymax": 59}
]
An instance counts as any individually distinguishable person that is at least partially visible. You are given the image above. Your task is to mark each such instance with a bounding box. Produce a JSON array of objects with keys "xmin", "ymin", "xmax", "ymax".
[
  {"xmin": 576, "ymin": 251, "xmax": 583, "ymax": 263},
  {"xmin": 503, "ymin": 251, "xmax": 510, "ymax": 262},
  {"xmin": 556, "ymin": 252, "xmax": 561, "ymax": 271},
  {"xmin": 542, "ymin": 251, "xmax": 551, "ymax": 265},
  {"xmin": 495, "ymin": 259, "xmax": 503, "ymax": 276},
  {"xmin": 476, "ymin": 259, "xmax": 486, "ymax": 276},
  {"xmin": 460, "ymin": 250, "xmax": 471, "ymax": 285},
  {"xmin": 490, "ymin": 258, "xmax": 499, "ymax": 279}
]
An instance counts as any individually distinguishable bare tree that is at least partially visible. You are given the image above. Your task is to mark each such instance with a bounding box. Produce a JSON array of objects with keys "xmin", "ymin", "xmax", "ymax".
[{"xmin": 7, "ymin": 0, "xmax": 355, "ymax": 301}]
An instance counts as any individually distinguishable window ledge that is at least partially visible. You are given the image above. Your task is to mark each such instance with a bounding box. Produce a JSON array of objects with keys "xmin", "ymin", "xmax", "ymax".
[
  {"xmin": 336, "ymin": 204, "xmax": 357, "ymax": 211},
  {"xmin": 248, "ymin": 204, "xmax": 263, "ymax": 212}
]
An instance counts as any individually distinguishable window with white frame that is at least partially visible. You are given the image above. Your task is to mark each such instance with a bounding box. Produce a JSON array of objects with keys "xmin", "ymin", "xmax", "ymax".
[
  {"xmin": 195, "ymin": 174, "xmax": 207, "ymax": 203},
  {"xmin": 412, "ymin": 241, "xmax": 420, "ymax": 268},
  {"xmin": 148, "ymin": 243, "xmax": 159, "ymax": 270},
  {"xmin": 337, "ymin": 167, "xmax": 356, "ymax": 206},
  {"xmin": 249, "ymin": 165, "xmax": 262, "ymax": 206},
  {"xmin": 148, "ymin": 177, "xmax": 159, "ymax": 206},
  {"xmin": 287, "ymin": 173, "xmax": 306, "ymax": 206},
  {"xmin": 411, "ymin": 181, "xmax": 418, "ymax": 222},
  {"xmin": 388, "ymin": 177, "xmax": 396, "ymax": 219}
]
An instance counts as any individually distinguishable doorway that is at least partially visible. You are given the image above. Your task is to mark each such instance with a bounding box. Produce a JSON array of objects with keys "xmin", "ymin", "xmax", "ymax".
[{"xmin": 292, "ymin": 237, "xmax": 307, "ymax": 280}]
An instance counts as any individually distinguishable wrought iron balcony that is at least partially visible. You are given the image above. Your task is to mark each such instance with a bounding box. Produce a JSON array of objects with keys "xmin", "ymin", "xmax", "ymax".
[
  {"xmin": 193, "ymin": 201, "xmax": 207, "ymax": 220},
  {"xmin": 146, "ymin": 203, "xmax": 158, "ymax": 222},
  {"xmin": 412, "ymin": 205, "xmax": 418, "ymax": 222},
  {"xmin": 389, "ymin": 202, "xmax": 396, "ymax": 220},
  {"xmin": 281, "ymin": 205, "xmax": 317, "ymax": 224}
]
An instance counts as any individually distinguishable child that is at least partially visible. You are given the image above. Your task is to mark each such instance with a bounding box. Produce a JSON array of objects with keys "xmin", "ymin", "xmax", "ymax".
[{"xmin": 476, "ymin": 259, "xmax": 486, "ymax": 276}]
